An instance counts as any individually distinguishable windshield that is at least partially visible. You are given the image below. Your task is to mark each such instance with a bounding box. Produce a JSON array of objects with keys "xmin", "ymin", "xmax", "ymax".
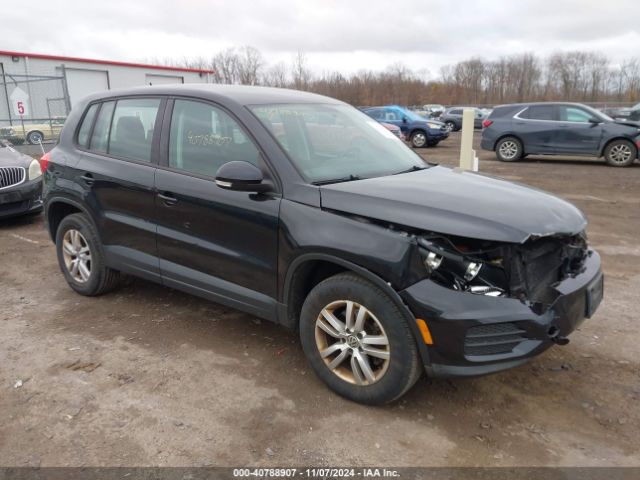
[
  {"xmin": 402, "ymin": 108, "xmax": 429, "ymax": 122},
  {"xmin": 250, "ymin": 104, "xmax": 427, "ymax": 184}
]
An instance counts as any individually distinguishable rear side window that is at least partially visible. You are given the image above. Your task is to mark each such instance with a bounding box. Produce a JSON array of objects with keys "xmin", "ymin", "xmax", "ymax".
[
  {"xmin": 450, "ymin": 109, "xmax": 462, "ymax": 115},
  {"xmin": 169, "ymin": 99, "xmax": 260, "ymax": 177},
  {"xmin": 90, "ymin": 101, "xmax": 115, "ymax": 153},
  {"xmin": 77, "ymin": 104, "xmax": 99, "ymax": 147},
  {"xmin": 108, "ymin": 98, "xmax": 161, "ymax": 162},
  {"xmin": 521, "ymin": 105, "xmax": 556, "ymax": 121}
]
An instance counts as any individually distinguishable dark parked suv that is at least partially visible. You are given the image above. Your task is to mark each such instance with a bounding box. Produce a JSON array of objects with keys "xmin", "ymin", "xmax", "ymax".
[
  {"xmin": 481, "ymin": 102, "xmax": 640, "ymax": 167},
  {"xmin": 43, "ymin": 85, "xmax": 603, "ymax": 404},
  {"xmin": 361, "ymin": 105, "xmax": 449, "ymax": 148}
]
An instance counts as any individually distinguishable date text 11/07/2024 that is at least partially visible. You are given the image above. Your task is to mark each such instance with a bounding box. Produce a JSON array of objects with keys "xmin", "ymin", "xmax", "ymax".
[{"xmin": 232, "ymin": 468, "xmax": 401, "ymax": 478}]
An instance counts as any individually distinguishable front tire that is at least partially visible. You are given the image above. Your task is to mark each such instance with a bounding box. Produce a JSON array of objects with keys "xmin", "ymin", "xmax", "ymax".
[
  {"xmin": 410, "ymin": 130, "xmax": 428, "ymax": 148},
  {"xmin": 55, "ymin": 213, "xmax": 120, "ymax": 296},
  {"xmin": 299, "ymin": 273, "xmax": 422, "ymax": 405},
  {"xmin": 604, "ymin": 139, "xmax": 636, "ymax": 167},
  {"xmin": 495, "ymin": 136, "xmax": 523, "ymax": 162}
]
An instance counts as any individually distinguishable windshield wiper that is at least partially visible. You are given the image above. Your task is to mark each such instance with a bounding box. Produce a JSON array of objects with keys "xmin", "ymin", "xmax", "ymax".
[
  {"xmin": 393, "ymin": 165, "xmax": 427, "ymax": 175},
  {"xmin": 313, "ymin": 174, "xmax": 361, "ymax": 186}
]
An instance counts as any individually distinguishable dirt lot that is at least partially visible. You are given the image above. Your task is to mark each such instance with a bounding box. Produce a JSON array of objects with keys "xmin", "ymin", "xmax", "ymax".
[{"xmin": 1, "ymin": 133, "xmax": 639, "ymax": 467}]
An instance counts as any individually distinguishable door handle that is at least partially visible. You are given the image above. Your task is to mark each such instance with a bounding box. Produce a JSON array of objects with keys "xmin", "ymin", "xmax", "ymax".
[
  {"xmin": 157, "ymin": 192, "xmax": 178, "ymax": 206},
  {"xmin": 80, "ymin": 173, "xmax": 94, "ymax": 185}
]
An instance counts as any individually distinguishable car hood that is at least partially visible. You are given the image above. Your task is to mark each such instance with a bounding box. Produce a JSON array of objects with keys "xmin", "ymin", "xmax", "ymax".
[
  {"xmin": 0, "ymin": 146, "xmax": 33, "ymax": 168},
  {"xmin": 613, "ymin": 119, "xmax": 640, "ymax": 129},
  {"xmin": 319, "ymin": 166, "xmax": 587, "ymax": 243}
]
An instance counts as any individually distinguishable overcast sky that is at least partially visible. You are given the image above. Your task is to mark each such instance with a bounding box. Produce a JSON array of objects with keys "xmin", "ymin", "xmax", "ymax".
[{"xmin": 3, "ymin": 0, "xmax": 639, "ymax": 78}]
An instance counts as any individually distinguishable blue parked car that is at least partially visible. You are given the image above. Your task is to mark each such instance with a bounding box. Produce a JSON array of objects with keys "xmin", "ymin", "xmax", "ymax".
[{"xmin": 362, "ymin": 105, "xmax": 449, "ymax": 148}]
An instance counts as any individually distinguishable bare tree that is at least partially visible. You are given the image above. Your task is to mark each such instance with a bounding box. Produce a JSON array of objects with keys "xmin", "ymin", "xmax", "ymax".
[
  {"xmin": 292, "ymin": 50, "xmax": 312, "ymax": 90},
  {"xmin": 262, "ymin": 62, "xmax": 289, "ymax": 87},
  {"xmin": 236, "ymin": 46, "xmax": 264, "ymax": 85}
]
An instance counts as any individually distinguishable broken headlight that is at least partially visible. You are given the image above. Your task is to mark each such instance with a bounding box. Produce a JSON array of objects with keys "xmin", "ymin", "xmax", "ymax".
[{"xmin": 418, "ymin": 237, "xmax": 508, "ymax": 297}]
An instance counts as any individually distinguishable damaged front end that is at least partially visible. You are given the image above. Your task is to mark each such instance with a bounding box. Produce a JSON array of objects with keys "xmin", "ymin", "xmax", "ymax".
[
  {"xmin": 417, "ymin": 231, "xmax": 589, "ymax": 309},
  {"xmin": 400, "ymin": 229, "xmax": 603, "ymax": 378}
]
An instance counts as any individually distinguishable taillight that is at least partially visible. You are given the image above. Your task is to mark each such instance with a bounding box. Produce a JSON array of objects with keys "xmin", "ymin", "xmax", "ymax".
[
  {"xmin": 39, "ymin": 151, "xmax": 51, "ymax": 172},
  {"xmin": 482, "ymin": 119, "xmax": 493, "ymax": 128}
]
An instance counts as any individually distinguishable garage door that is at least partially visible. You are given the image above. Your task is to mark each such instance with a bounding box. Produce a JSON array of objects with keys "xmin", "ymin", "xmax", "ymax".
[
  {"xmin": 64, "ymin": 68, "xmax": 109, "ymax": 107},
  {"xmin": 145, "ymin": 74, "xmax": 184, "ymax": 86}
]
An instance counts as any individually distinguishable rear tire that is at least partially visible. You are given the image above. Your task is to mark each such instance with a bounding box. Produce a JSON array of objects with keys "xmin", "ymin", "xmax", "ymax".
[
  {"xmin": 444, "ymin": 121, "xmax": 456, "ymax": 132},
  {"xmin": 299, "ymin": 273, "xmax": 422, "ymax": 405},
  {"xmin": 495, "ymin": 136, "xmax": 523, "ymax": 162},
  {"xmin": 27, "ymin": 131, "xmax": 44, "ymax": 145},
  {"xmin": 55, "ymin": 213, "xmax": 120, "ymax": 296},
  {"xmin": 604, "ymin": 139, "xmax": 636, "ymax": 167}
]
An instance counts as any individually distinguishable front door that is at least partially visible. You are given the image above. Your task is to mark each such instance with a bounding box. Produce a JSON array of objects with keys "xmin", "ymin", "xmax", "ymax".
[
  {"xmin": 554, "ymin": 105, "xmax": 603, "ymax": 155},
  {"xmin": 155, "ymin": 99, "xmax": 281, "ymax": 320}
]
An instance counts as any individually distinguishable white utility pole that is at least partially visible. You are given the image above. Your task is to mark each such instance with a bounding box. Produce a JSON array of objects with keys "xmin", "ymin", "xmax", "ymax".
[{"xmin": 459, "ymin": 108, "xmax": 479, "ymax": 171}]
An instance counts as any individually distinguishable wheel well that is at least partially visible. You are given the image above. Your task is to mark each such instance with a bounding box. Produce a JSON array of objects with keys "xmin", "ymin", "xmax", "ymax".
[
  {"xmin": 286, "ymin": 260, "xmax": 348, "ymax": 328},
  {"xmin": 47, "ymin": 201, "xmax": 82, "ymax": 241},
  {"xmin": 600, "ymin": 137, "xmax": 637, "ymax": 157},
  {"xmin": 493, "ymin": 134, "xmax": 524, "ymax": 152}
]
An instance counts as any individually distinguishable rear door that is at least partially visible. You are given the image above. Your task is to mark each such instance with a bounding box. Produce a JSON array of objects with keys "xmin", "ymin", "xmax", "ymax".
[
  {"xmin": 513, "ymin": 105, "xmax": 558, "ymax": 153},
  {"xmin": 155, "ymin": 98, "xmax": 281, "ymax": 320},
  {"xmin": 72, "ymin": 97, "xmax": 164, "ymax": 281},
  {"xmin": 555, "ymin": 105, "xmax": 603, "ymax": 155}
]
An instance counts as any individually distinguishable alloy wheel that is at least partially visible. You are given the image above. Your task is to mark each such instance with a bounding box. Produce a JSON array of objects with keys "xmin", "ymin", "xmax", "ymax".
[
  {"xmin": 62, "ymin": 229, "xmax": 92, "ymax": 283},
  {"xmin": 314, "ymin": 300, "xmax": 390, "ymax": 385},
  {"xmin": 412, "ymin": 132, "xmax": 427, "ymax": 148},
  {"xmin": 608, "ymin": 144, "xmax": 632, "ymax": 164},
  {"xmin": 499, "ymin": 140, "xmax": 519, "ymax": 160}
]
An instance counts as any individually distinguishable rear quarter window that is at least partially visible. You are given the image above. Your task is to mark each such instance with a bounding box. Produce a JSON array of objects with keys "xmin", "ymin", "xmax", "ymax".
[
  {"xmin": 89, "ymin": 101, "xmax": 115, "ymax": 153},
  {"xmin": 77, "ymin": 103, "xmax": 99, "ymax": 147}
]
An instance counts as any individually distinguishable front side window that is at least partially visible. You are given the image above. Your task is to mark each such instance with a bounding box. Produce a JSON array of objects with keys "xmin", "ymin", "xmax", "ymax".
[
  {"xmin": 521, "ymin": 105, "xmax": 556, "ymax": 121},
  {"xmin": 77, "ymin": 103, "xmax": 99, "ymax": 147},
  {"xmin": 169, "ymin": 100, "xmax": 260, "ymax": 177},
  {"xmin": 250, "ymin": 103, "xmax": 426, "ymax": 184},
  {"xmin": 560, "ymin": 106, "xmax": 594, "ymax": 123},
  {"xmin": 108, "ymin": 98, "xmax": 161, "ymax": 162},
  {"xmin": 89, "ymin": 101, "xmax": 115, "ymax": 153}
]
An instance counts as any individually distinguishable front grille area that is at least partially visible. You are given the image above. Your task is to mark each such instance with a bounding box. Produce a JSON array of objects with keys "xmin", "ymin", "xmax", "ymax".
[
  {"xmin": 464, "ymin": 322, "xmax": 527, "ymax": 356},
  {"xmin": 0, "ymin": 166, "xmax": 26, "ymax": 189},
  {"xmin": 509, "ymin": 234, "xmax": 588, "ymax": 307}
]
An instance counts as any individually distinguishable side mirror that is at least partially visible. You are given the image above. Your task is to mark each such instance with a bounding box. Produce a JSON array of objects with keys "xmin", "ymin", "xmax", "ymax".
[
  {"xmin": 588, "ymin": 117, "xmax": 602, "ymax": 125},
  {"xmin": 402, "ymin": 116, "xmax": 408, "ymax": 123},
  {"xmin": 215, "ymin": 161, "xmax": 271, "ymax": 193}
]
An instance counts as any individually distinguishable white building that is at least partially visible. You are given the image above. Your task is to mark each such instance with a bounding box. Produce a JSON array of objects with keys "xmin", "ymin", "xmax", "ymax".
[{"xmin": 0, "ymin": 50, "xmax": 213, "ymax": 124}]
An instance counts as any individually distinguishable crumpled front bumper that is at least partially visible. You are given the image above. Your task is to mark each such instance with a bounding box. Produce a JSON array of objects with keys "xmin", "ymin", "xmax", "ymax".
[{"xmin": 399, "ymin": 249, "xmax": 603, "ymax": 378}]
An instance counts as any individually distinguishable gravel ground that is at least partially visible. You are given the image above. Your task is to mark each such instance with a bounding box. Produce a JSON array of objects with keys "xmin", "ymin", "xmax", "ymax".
[{"xmin": 1, "ymin": 133, "xmax": 639, "ymax": 467}]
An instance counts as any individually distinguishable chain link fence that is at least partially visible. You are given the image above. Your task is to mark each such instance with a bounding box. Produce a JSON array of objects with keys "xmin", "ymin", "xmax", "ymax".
[{"xmin": 0, "ymin": 62, "xmax": 70, "ymax": 148}]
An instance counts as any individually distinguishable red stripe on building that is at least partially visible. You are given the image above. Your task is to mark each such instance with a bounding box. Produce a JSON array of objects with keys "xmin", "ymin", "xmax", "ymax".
[{"xmin": 0, "ymin": 50, "xmax": 214, "ymax": 74}]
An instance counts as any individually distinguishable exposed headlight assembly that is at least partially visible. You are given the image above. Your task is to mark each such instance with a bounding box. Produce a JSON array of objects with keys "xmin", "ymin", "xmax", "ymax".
[
  {"xmin": 28, "ymin": 159, "xmax": 42, "ymax": 180},
  {"xmin": 418, "ymin": 237, "xmax": 506, "ymax": 297}
]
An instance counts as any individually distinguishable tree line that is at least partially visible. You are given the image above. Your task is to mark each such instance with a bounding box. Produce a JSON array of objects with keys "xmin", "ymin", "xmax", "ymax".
[{"xmin": 150, "ymin": 47, "xmax": 640, "ymax": 107}]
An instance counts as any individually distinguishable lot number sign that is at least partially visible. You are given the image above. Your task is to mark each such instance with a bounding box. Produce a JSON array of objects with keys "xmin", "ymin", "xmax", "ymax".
[{"xmin": 10, "ymin": 87, "xmax": 29, "ymax": 117}]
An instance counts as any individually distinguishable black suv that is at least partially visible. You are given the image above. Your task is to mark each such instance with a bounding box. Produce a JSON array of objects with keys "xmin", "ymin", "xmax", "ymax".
[
  {"xmin": 481, "ymin": 102, "xmax": 640, "ymax": 167},
  {"xmin": 43, "ymin": 85, "xmax": 603, "ymax": 405}
]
